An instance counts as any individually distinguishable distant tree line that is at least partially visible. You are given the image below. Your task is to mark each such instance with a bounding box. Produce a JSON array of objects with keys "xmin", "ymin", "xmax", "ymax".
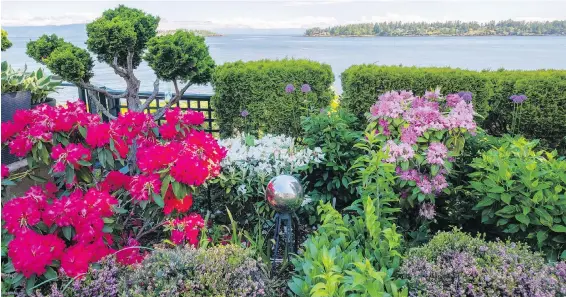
[{"xmin": 305, "ymin": 20, "xmax": 566, "ymax": 37}]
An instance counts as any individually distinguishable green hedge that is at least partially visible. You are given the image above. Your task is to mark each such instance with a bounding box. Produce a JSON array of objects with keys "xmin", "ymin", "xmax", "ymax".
[
  {"xmin": 341, "ymin": 65, "xmax": 566, "ymax": 150},
  {"xmin": 211, "ymin": 59, "xmax": 334, "ymax": 137}
]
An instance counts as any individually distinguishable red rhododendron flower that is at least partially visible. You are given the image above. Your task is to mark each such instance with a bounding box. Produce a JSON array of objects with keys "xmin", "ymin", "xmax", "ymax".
[
  {"xmin": 86, "ymin": 123, "xmax": 110, "ymax": 148},
  {"xmin": 163, "ymin": 187, "xmax": 193, "ymax": 215},
  {"xmin": 1, "ymin": 165, "xmax": 9, "ymax": 179},
  {"xmin": 2, "ymin": 197, "xmax": 42, "ymax": 235},
  {"xmin": 8, "ymin": 134, "xmax": 34, "ymax": 157},
  {"xmin": 60, "ymin": 244, "xmax": 93, "ymax": 277},
  {"xmin": 159, "ymin": 122, "xmax": 178, "ymax": 139},
  {"xmin": 166, "ymin": 213, "xmax": 204, "ymax": 246},
  {"xmin": 87, "ymin": 237, "xmax": 115, "ymax": 263},
  {"xmin": 99, "ymin": 170, "xmax": 131, "ymax": 192},
  {"xmin": 128, "ymin": 174, "xmax": 161, "ymax": 201},
  {"xmin": 8, "ymin": 232, "xmax": 65, "ymax": 277},
  {"xmin": 116, "ymin": 238, "xmax": 146, "ymax": 266},
  {"xmin": 170, "ymin": 156, "xmax": 209, "ymax": 186},
  {"xmin": 1, "ymin": 121, "xmax": 23, "ymax": 142},
  {"xmin": 42, "ymin": 194, "xmax": 75, "ymax": 227},
  {"xmin": 51, "ymin": 143, "xmax": 92, "ymax": 173},
  {"xmin": 82, "ymin": 188, "xmax": 118, "ymax": 217}
]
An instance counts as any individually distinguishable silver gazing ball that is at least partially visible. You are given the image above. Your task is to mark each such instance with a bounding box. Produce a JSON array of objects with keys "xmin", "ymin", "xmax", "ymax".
[{"xmin": 265, "ymin": 175, "xmax": 304, "ymax": 213}]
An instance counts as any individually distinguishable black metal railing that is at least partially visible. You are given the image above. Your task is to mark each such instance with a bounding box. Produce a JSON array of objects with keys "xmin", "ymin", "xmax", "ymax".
[{"xmin": 61, "ymin": 83, "xmax": 217, "ymax": 133}]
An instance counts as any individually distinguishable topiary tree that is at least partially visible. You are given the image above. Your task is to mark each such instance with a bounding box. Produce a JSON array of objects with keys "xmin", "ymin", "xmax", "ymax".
[
  {"xmin": 144, "ymin": 30, "xmax": 215, "ymax": 118},
  {"xmin": 1, "ymin": 29, "xmax": 12, "ymax": 51},
  {"xmin": 25, "ymin": 5, "xmax": 215, "ymax": 120}
]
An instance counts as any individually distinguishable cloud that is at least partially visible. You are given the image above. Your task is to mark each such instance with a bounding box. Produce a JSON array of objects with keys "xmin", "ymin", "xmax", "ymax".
[{"xmin": 2, "ymin": 12, "xmax": 98, "ymax": 26}]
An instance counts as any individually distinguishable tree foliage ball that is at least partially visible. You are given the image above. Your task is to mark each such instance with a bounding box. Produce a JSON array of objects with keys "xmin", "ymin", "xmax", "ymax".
[
  {"xmin": 86, "ymin": 5, "xmax": 160, "ymax": 68},
  {"xmin": 144, "ymin": 30, "xmax": 215, "ymax": 83}
]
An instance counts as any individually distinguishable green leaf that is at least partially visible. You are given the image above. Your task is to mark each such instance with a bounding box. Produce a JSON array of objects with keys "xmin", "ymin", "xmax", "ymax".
[
  {"xmin": 29, "ymin": 174, "xmax": 47, "ymax": 183},
  {"xmin": 44, "ymin": 267, "xmax": 58, "ymax": 281},
  {"xmin": 153, "ymin": 193, "xmax": 164, "ymax": 208},
  {"xmin": 535, "ymin": 208, "xmax": 553, "ymax": 227},
  {"xmin": 501, "ymin": 193, "xmax": 512, "ymax": 204},
  {"xmin": 475, "ymin": 198, "xmax": 495, "ymax": 208},
  {"xmin": 161, "ymin": 175, "xmax": 171, "ymax": 197},
  {"xmin": 515, "ymin": 214, "xmax": 530, "ymax": 226},
  {"xmin": 26, "ymin": 275, "xmax": 37, "ymax": 295},
  {"xmin": 102, "ymin": 226, "xmax": 113, "ymax": 233},
  {"xmin": 77, "ymin": 160, "xmax": 92, "ymax": 166},
  {"xmin": 537, "ymin": 231, "xmax": 548, "ymax": 244},
  {"xmin": 2, "ymin": 179, "xmax": 16, "ymax": 186},
  {"xmin": 551, "ymin": 224, "xmax": 566, "ymax": 233},
  {"xmin": 62, "ymin": 226, "xmax": 72, "ymax": 240}
]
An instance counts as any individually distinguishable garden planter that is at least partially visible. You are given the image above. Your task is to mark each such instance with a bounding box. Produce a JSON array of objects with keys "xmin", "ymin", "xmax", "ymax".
[
  {"xmin": 31, "ymin": 97, "xmax": 57, "ymax": 108},
  {"xmin": 1, "ymin": 91, "xmax": 31, "ymax": 165}
]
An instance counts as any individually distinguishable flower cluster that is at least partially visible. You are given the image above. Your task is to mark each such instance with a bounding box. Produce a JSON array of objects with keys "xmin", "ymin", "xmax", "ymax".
[
  {"xmin": 2, "ymin": 101, "xmax": 99, "ymax": 157},
  {"xmin": 2, "ymin": 101, "xmax": 224, "ymax": 285},
  {"xmin": 219, "ymin": 134, "xmax": 323, "ymax": 180},
  {"xmin": 165, "ymin": 213, "xmax": 205, "ymax": 246},
  {"xmin": 51, "ymin": 143, "xmax": 92, "ymax": 173},
  {"xmin": 2, "ymin": 184, "xmax": 117, "ymax": 277},
  {"xmin": 368, "ymin": 90, "xmax": 476, "ymax": 214}
]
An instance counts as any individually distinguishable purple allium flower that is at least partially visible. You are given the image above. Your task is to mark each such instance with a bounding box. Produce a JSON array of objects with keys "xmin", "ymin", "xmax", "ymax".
[
  {"xmin": 301, "ymin": 84, "xmax": 311, "ymax": 93},
  {"xmin": 240, "ymin": 109, "xmax": 249, "ymax": 118},
  {"xmin": 458, "ymin": 91, "xmax": 473, "ymax": 103},
  {"xmin": 510, "ymin": 94, "xmax": 527, "ymax": 104},
  {"xmin": 319, "ymin": 108, "xmax": 326, "ymax": 113},
  {"xmin": 419, "ymin": 203, "xmax": 436, "ymax": 220},
  {"xmin": 285, "ymin": 84, "xmax": 295, "ymax": 93}
]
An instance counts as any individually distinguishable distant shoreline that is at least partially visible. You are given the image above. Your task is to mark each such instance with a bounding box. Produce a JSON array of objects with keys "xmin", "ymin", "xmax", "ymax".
[{"xmin": 304, "ymin": 34, "xmax": 565, "ymax": 38}]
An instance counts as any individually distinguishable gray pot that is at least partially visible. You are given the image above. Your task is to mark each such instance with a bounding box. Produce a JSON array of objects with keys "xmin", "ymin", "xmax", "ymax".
[{"xmin": 2, "ymin": 91, "xmax": 32, "ymax": 165}]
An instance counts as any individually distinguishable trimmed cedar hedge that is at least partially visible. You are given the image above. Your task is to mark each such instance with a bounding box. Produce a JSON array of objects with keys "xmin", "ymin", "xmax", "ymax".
[
  {"xmin": 341, "ymin": 65, "xmax": 566, "ymax": 150},
  {"xmin": 211, "ymin": 59, "xmax": 334, "ymax": 137}
]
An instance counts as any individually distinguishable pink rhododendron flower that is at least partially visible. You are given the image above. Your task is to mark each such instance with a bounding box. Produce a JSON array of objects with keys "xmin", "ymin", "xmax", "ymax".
[{"xmin": 427, "ymin": 142, "xmax": 448, "ymax": 165}]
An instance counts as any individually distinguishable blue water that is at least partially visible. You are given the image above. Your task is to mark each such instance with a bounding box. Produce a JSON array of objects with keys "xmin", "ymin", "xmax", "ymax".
[{"xmin": 2, "ymin": 24, "xmax": 566, "ymax": 102}]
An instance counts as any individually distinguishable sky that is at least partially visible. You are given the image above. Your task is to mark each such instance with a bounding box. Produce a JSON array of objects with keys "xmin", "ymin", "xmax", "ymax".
[{"xmin": 1, "ymin": 0, "xmax": 566, "ymax": 29}]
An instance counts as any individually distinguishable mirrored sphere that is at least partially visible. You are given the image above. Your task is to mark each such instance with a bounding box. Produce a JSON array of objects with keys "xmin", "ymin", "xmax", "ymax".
[{"xmin": 265, "ymin": 175, "xmax": 304, "ymax": 213}]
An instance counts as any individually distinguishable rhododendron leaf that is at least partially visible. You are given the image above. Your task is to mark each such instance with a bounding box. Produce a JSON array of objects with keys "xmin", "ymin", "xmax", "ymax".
[
  {"xmin": 44, "ymin": 267, "xmax": 57, "ymax": 280},
  {"xmin": 515, "ymin": 214, "xmax": 530, "ymax": 226},
  {"xmin": 40, "ymin": 146, "xmax": 50, "ymax": 165},
  {"xmin": 153, "ymin": 193, "xmax": 164, "ymax": 208},
  {"xmin": 139, "ymin": 200, "xmax": 149, "ymax": 210},
  {"xmin": 161, "ymin": 176, "xmax": 171, "ymax": 197},
  {"xmin": 78, "ymin": 126, "xmax": 87, "ymax": 138},
  {"xmin": 3, "ymin": 261, "xmax": 15, "ymax": 274},
  {"xmin": 25, "ymin": 275, "xmax": 36, "ymax": 295},
  {"xmin": 29, "ymin": 174, "xmax": 47, "ymax": 183},
  {"xmin": 10, "ymin": 273, "xmax": 24, "ymax": 286},
  {"xmin": 62, "ymin": 226, "xmax": 73, "ymax": 240},
  {"xmin": 102, "ymin": 226, "xmax": 113, "ymax": 233},
  {"xmin": 77, "ymin": 160, "xmax": 92, "ymax": 166},
  {"xmin": 119, "ymin": 165, "xmax": 129, "ymax": 174},
  {"xmin": 103, "ymin": 217, "xmax": 115, "ymax": 224},
  {"xmin": 113, "ymin": 206, "xmax": 128, "ymax": 214},
  {"xmin": 65, "ymin": 166, "xmax": 75, "ymax": 185}
]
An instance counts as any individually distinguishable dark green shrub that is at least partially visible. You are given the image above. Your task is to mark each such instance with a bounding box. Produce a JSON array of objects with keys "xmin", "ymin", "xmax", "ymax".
[
  {"xmin": 400, "ymin": 229, "xmax": 566, "ymax": 297},
  {"xmin": 211, "ymin": 59, "xmax": 334, "ymax": 137},
  {"xmin": 299, "ymin": 108, "xmax": 363, "ymax": 207},
  {"xmin": 340, "ymin": 65, "xmax": 566, "ymax": 150},
  {"xmin": 120, "ymin": 245, "xmax": 273, "ymax": 297},
  {"xmin": 469, "ymin": 136, "xmax": 566, "ymax": 260}
]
